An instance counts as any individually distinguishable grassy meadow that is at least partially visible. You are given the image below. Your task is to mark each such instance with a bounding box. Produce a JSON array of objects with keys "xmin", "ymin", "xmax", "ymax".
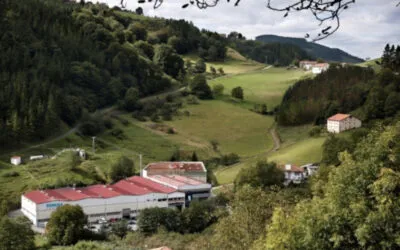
[{"xmin": 211, "ymin": 68, "xmax": 308, "ymax": 108}]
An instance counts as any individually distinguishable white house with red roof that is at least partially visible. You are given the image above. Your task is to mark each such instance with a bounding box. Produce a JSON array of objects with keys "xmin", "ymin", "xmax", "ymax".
[
  {"xmin": 299, "ymin": 60, "xmax": 317, "ymax": 70},
  {"xmin": 142, "ymin": 162, "xmax": 207, "ymax": 183},
  {"xmin": 280, "ymin": 164, "xmax": 306, "ymax": 185},
  {"xmin": 327, "ymin": 113, "xmax": 361, "ymax": 133},
  {"xmin": 21, "ymin": 176, "xmax": 186, "ymax": 227},
  {"xmin": 10, "ymin": 156, "xmax": 22, "ymax": 165},
  {"xmin": 312, "ymin": 63, "xmax": 330, "ymax": 74}
]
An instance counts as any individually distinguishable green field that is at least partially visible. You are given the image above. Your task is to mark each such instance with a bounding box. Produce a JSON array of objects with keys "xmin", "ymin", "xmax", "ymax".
[
  {"xmin": 164, "ymin": 100, "xmax": 274, "ymax": 157},
  {"xmin": 357, "ymin": 58, "xmax": 381, "ymax": 72},
  {"xmin": 210, "ymin": 68, "xmax": 308, "ymax": 108},
  {"xmin": 214, "ymin": 124, "xmax": 326, "ymax": 184}
]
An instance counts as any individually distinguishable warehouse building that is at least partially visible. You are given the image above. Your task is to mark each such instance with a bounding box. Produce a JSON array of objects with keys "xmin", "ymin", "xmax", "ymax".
[
  {"xmin": 21, "ymin": 176, "xmax": 186, "ymax": 227},
  {"xmin": 142, "ymin": 161, "xmax": 207, "ymax": 183}
]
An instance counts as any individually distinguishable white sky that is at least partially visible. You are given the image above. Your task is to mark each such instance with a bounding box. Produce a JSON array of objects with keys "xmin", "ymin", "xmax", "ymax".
[{"xmin": 97, "ymin": 0, "xmax": 400, "ymax": 59}]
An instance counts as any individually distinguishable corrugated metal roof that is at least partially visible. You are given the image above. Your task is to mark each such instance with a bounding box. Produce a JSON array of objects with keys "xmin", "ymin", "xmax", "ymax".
[
  {"xmin": 23, "ymin": 176, "xmax": 179, "ymax": 204},
  {"xmin": 145, "ymin": 162, "xmax": 206, "ymax": 172}
]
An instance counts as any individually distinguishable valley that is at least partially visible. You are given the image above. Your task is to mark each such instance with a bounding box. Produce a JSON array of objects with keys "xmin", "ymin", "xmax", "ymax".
[{"xmin": 0, "ymin": 53, "xmax": 322, "ymax": 200}]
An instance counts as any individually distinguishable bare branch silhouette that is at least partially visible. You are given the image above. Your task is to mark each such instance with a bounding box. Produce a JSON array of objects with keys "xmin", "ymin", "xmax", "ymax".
[{"xmin": 130, "ymin": 0, "xmax": 400, "ymax": 41}]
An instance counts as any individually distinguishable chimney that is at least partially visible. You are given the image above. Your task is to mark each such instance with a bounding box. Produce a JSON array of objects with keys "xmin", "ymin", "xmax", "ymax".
[{"xmin": 73, "ymin": 183, "xmax": 76, "ymax": 190}]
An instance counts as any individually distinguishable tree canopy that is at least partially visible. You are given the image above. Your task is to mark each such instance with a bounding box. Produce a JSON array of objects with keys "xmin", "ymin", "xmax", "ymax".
[{"xmin": 46, "ymin": 205, "xmax": 87, "ymax": 245}]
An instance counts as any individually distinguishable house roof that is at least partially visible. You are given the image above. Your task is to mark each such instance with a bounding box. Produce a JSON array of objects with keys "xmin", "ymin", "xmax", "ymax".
[
  {"xmin": 144, "ymin": 162, "xmax": 206, "ymax": 173},
  {"xmin": 23, "ymin": 176, "xmax": 180, "ymax": 204},
  {"xmin": 149, "ymin": 175, "xmax": 206, "ymax": 188},
  {"xmin": 313, "ymin": 63, "xmax": 329, "ymax": 68},
  {"xmin": 280, "ymin": 164, "xmax": 304, "ymax": 173},
  {"xmin": 300, "ymin": 60, "xmax": 317, "ymax": 64},
  {"xmin": 328, "ymin": 113, "xmax": 351, "ymax": 121}
]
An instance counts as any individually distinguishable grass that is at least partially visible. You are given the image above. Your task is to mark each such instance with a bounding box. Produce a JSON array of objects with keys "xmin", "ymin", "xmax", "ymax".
[
  {"xmin": 164, "ymin": 100, "xmax": 275, "ymax": 157},
  {"xmin": 215, "ymin": 124, "xmax": 326, "ymax": 184},
  {"xmin": 357, "ymin": 58, "xmax": 381, "ymax": 72},
  {"xmin": 210, "ymin": 68, "xmax": 308, "ymax": 108},
  {"xmin": 267, "ymin": 137, "xmax": 325, "ymax": 165}
]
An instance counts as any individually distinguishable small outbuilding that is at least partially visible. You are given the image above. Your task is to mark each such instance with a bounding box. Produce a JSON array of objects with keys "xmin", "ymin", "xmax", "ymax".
[{"xmin": 11, "ymin": 156, "xmax": 22, "ymax": 166}]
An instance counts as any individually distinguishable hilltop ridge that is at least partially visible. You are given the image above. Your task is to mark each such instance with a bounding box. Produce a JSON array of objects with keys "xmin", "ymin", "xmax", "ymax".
[{"xmin": 256, "ymin": 34, "xmax": 364, "ymax": 63}]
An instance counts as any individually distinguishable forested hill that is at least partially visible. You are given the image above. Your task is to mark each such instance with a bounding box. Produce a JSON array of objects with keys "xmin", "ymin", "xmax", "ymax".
[
  {"xmin": 0, "ymin": 0, "xmax": 228, "ymax": 147},
  {"xmin": 256, "ymin": 34, "xmax": 364, "ymax": 63}
]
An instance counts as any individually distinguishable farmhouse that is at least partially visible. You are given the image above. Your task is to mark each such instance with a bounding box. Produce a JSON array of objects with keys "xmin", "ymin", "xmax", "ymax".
[
  {"xmin": 280, "ymin": 164, "xmax": 305, "ymax": 185},
  {"xmin": 299, "ymin": 60, "xmax": 317, "ymax": 70},
  {"xmin": 10, "ymin": 156, "xmax": 22, "ymax": 166},
  {"xmin": 312, "ymin": 63, "xmax": 330, "ymax": 74},
  {"xmin": 327, "ymin": 113, "xmax": 362, "ymax": 133}
]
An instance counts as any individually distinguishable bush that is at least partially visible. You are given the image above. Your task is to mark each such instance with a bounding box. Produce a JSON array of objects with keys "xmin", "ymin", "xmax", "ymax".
[
  {"xmin": 186, "ymin": 95, "xmax": 199, "ymax": 105},
  {"xmin": 150, "ymin": 114, "xmax": 160, "ymax": 122},
  {"xmin": 308, "ymin": 126, "xmax": 322, "ymax": 137},
  {"xmin": 220, "ymin": 153, "xmax": 240, "ymax": 166},
  {"xmin": 132, "ymin": 111, "xmax": 147, "ymax": 122},
  {"xmin": 167, "ymin": 128, "xmax": 175, "ymax": 134},
  {"xmin": 103, "ymin": 118, "xmax": 114, "ymax": 129},
  {"xmin": 2, "ymin": 171, "xmax": 20, "ymax": 178},
  {"xmin": 110, "ymin": 128, "xmax": 124, "ymax": 139}
]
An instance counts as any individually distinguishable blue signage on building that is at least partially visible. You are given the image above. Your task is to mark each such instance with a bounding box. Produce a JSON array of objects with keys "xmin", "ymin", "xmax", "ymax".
[{"xmin": 46, "ymin": 203, "xmax": 63, "ymax": 209}]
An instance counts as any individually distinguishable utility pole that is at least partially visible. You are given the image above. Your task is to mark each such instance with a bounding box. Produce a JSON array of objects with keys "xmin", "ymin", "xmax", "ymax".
[
  {"xmin": 92, "ymin": 137, "xmax": 96, "ymax": 153},
  {"xmin": 139, "ymin": 154, "xmax": 142, "ymax": 176}
]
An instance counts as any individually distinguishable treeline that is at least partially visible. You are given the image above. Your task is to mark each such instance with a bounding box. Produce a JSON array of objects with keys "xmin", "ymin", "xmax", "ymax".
[
  {"xmin": 381, "ymin": 43, "xmax": 400, "ymax": 71},
  {"xmin": 277, "ymin": 45, "xmax": 400, "ymax": 125},
  {"xmin": 228, "ymin": 33, "xmax": 311, "ymax": 66}
]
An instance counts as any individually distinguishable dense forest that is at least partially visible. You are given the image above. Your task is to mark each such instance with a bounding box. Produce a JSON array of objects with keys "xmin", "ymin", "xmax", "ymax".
[
  {"xmin": 277, "ymin": 44, "xmax": 400, "ymax": 126},
  {"xmin": 0, "ymin": 0, "xmax": 228, "ymax": 147},
  {"xmin": 256, "ymin": 34, "xmax": 364, "ymax": 63},
  {"xmin": 232, "ymin": 39, "xmax": 311, "ymax": 66}
]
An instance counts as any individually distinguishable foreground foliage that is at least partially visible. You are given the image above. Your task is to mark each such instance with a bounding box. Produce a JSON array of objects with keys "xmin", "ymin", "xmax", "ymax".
[{"xmin": 266, "ymin": 123, "xmax": 400, "ymax": 249}]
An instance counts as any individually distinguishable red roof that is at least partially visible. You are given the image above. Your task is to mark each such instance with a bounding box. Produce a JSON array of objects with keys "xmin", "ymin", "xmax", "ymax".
[
  {"xmin": 145, "ymin": 162, "xmax": 206, "ymax": 172},
  {"xmin": 280, "ymin": 165, "xmax": 304, "ymax": 173},
  {"xmin": 23, "ymin": 176, "xmax": 178, "ymax": 204},
  {"xmin": 328, "ymin": 113, "xmax": 351, "ymax": 121},
  {"xmin": 149, "ymin": 175, "xmax": 206, "ymax": 188}
]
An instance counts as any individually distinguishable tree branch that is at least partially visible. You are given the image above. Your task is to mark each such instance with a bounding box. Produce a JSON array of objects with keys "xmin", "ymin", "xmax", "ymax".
[{"xmin": 132, "ymin": 0, "xmax": 400, "ymax": 41}]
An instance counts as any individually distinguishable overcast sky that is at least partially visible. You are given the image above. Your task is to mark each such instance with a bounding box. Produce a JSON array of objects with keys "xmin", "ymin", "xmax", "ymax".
[{"xmin": 98, "ymin": 0, "xmax": 400, "ymax": 59}]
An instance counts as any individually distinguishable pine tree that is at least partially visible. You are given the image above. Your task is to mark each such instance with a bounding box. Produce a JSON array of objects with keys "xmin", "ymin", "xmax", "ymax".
[
  {"xmin": 191, "ymin": 152, "xmax": 198, "ymax": 161},
  {"xmin": 382, "ymin": 44, "xmax": 391, "ymax": 68}
]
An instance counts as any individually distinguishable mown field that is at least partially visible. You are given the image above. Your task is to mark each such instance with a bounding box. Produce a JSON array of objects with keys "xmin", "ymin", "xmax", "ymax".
[{"xmin": 210, "ymin": 68, "xmax": 308, "ymax": 108}]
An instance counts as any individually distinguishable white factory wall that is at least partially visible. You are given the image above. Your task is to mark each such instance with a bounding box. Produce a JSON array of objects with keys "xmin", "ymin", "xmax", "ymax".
[
  {"xmin": 21, "ymin": 196, "xmax": 37, "ymax": 225},
  {"xmin": 24, "ymin": 192, "xmax": 186, "ymax": 226}
]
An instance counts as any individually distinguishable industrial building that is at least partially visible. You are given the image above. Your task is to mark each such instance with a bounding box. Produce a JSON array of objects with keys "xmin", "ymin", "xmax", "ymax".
[
  {"xmin": 142, "ymin": 161, "xmax": 207, "ymax": 183},
  {"xmin": 142, "ymin": 162, "xmax": 210, "ymax": 205},
  {"xmin": 21, "ymin": 162, "xmax": 212, "ymax": 227}
]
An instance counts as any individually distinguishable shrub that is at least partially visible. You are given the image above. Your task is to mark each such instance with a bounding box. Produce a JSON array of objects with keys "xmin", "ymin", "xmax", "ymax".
[
  {"xmin": 220, "ymin": 153, "xmax": 240, "ymax": 166},
  {"xmin": 186, "ymin": 95, "xmax": 199, "ymax": 105},
  {"xmin": 150, "ymin": 114, "xmax": 160, "ymax": 122},
  {"xmin": 2, "ymin": 171, "xmax": 19, "ymax": 178},
  {"xmin": 110, "ymin": 128, "xmax": 124, "ymax": 139},
  {"xmin": 308, "ymin": 126, "xmax": 322, "ymax": 137},
  {"xmin": 132, "ymin": 111, "xmax": 147, "ymax": 122},
  {"xmin": 167, "ymin": 128, "xmax": 175, "ymax": 134},
  {"xmin": 103, "ymin": 118, "xmax": 114, "ymax": 129}
]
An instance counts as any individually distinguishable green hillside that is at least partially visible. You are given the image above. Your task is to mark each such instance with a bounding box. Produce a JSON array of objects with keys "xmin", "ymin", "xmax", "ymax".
[{"xmin": 256, "ymin": 34, "xmax": 364, "ymax": 63}]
